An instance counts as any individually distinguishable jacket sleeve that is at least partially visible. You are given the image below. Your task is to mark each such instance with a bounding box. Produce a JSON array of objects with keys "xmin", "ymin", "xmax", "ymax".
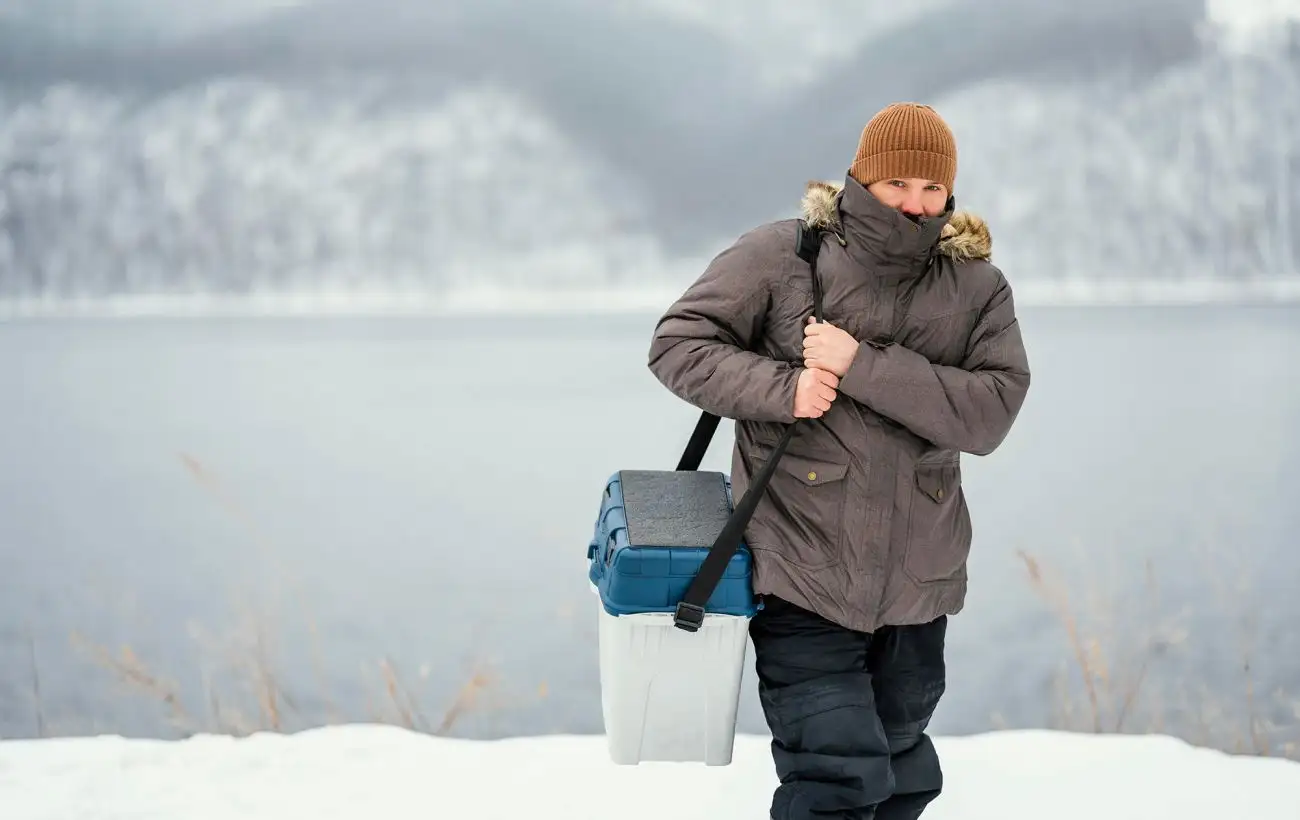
[
  {"xmin": 647, "ymin": 227, "xmax": 800, "ymax": 423},
  {"xmin": 837, "ymin": 269, "xmax": 1030, "ymax": 455}
]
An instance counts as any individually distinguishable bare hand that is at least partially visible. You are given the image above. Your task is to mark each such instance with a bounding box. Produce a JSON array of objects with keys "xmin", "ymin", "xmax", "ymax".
[
  {"xmin": 793, "ymin": 367, "xmax": 839, "ymax": 418},
  {"xmin": 802, "ymin": 317, "xmax": 859, "ymax": 378}
]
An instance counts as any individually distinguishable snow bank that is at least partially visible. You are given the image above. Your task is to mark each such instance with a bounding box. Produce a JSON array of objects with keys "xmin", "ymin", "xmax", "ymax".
[{"xmin": 1, "ymin": 727, "xmax": 1298, "ymax": 820}]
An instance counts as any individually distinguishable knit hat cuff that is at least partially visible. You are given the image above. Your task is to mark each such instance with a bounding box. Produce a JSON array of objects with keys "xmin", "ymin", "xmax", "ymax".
[{"xmin": 850, "ymin": 149, "xmax": 956, "ymax": 193}]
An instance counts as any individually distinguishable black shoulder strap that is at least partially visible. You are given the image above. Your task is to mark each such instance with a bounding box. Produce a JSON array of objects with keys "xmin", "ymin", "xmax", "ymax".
[
  {"xmin": 796, "ymin": 218, "xmax": 825, "ymax": 323},
  {"xmin": 672, "ymin": 220, "xmax": 826, "ymax": 631}
]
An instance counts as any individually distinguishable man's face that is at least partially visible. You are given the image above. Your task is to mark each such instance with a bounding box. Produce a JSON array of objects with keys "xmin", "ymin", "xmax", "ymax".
[{"xmin": 866, "ymin": 177, "xmax": 949, "ymax": 221}]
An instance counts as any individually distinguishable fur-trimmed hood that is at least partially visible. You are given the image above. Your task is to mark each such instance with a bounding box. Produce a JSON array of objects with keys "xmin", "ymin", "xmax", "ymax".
[{"xmin": 800, "ymin": 179, "xmax": 992, "ymax": 264}]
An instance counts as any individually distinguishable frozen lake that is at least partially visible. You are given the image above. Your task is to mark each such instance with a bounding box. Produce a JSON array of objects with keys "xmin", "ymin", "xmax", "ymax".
[{"xmin": 2, "ymin": 305, "xmax": 1297, "ymax": 752}]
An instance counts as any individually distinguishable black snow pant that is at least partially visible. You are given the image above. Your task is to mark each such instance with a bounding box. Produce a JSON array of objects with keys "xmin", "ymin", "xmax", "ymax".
[{"xmin": 749, "ymin": 596, "xmax": 948, "ymax": 820}]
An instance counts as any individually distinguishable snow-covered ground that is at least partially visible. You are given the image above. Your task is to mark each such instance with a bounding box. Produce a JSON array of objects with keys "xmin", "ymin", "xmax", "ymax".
[{"xmin": 1, "ymin": 727, "xmax": 1298, "ymax": 819}]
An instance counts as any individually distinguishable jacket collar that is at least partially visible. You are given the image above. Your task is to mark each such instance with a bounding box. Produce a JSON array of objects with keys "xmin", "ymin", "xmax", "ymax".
[
  {"xmin": 800, "ymin": 174, "xmax": 995, "ymax": 278},
  {"xmin": 841, "ymin": 174, "xmax": 951, "ymax": 276}
]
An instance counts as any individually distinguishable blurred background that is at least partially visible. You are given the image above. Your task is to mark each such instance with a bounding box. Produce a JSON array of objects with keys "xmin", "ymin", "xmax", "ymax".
[{"xmin": 1, "ymin": 0, "xmax": 1298, "ymax": 759}]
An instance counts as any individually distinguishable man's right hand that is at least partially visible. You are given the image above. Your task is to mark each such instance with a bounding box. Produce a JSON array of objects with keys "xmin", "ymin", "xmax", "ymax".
[{"xmin": 793, "ymin": 367, "xmax": 839, "ymax": 418}]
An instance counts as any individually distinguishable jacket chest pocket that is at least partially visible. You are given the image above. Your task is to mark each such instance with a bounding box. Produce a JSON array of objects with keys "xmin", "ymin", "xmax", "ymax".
[
  {"xmin": 902, "ymin": 461, "xmax": 972, "ymax": 584},
  {"xmin": 746, "ymin": 450, "xmax": 850, "ymax": 571}
]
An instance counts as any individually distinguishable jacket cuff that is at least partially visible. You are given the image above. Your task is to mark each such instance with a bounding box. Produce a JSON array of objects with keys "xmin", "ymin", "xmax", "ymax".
[{"xmin": 838, "ymin": 340, "xmax": 888, "ymax": 405}]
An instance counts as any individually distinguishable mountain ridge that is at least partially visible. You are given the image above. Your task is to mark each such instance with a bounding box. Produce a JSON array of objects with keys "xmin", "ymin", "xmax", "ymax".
[{"xmin": 2, "ymin": 0, "xmax": 1298, "ymax": 300}]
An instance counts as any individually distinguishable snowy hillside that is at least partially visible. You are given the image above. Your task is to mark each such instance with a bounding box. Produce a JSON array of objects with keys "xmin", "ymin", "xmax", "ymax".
[
  {"xmin": 1, "ymin": 726, "xmax": 1299, "ymax": 819},
  {"xmin": 0, "ymin": 81, "xmax": 687, "ymax": 300},
  {"xmin": 0, "ymin": 0, "xmax": 1298, "ymax": 308},
  {"xmin": 936, "ymin": 35, "xmax": 1300, "ymax": 286}
]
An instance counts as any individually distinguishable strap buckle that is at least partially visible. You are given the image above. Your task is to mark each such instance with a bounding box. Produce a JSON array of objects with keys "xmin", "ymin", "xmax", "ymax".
[{"xmin": 673, "ymin": 602, "xmax": 706, "ymax": 632}]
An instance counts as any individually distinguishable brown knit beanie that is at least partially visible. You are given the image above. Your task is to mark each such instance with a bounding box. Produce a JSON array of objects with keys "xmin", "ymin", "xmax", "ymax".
[{"xmin": 848, "ymin": 102, "xmax": 957, "ymax": 193}]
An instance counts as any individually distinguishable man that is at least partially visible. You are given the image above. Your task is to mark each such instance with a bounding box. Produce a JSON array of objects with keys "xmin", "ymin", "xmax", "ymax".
[{"xmin": 646, "ymin": 102, "xmax": 1031, "ymax": 820}]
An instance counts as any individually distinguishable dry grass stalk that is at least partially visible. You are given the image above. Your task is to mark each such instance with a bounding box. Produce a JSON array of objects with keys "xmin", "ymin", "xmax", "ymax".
[
  {"xmin": 1017, "ymin": 544, "xmax": 1298, "ymax": 760},
  {"xmin": 1017, "ymin": 548, "xmax": 1181, "ymax": 736},
  {"xmin": 436, "ymin": 666, "xmax": 495, "ymax": 735},
  {"xmin": 378, "ymin": 657, "xmax": 426, "ymax": 732},
  {"xmin": 70, "ymin": 632, "xmax": 197, "ymax": 734},
  {"xmin": 249, "ymin": 625, "xmax": 284, "ymax": 731},
  {"xmin": 72, "ymin": 619, "xmax": 504, "ymax": 739},
  {"xmin": 1018, "ymin": 549, "xmax": 1103, "ymax": 732},
  {"xmin": 25, "ymin": 624, "xmax": 46, "ymax": 738},
  {"xmin": 55, "ymin": 452, "xmax": 537, "ymax": 741}
]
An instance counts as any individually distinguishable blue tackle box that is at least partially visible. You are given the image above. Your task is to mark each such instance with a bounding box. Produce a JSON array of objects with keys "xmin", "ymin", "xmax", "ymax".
[{"xmin": 587, "ymin": 469, "xmax": 759, "ymax": 618}]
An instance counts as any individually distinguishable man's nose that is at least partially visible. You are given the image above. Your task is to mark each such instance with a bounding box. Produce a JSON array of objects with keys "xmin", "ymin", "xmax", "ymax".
[{"xmin": 900, "ymin": 195, "xmax": 924, "ymax": 216}]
